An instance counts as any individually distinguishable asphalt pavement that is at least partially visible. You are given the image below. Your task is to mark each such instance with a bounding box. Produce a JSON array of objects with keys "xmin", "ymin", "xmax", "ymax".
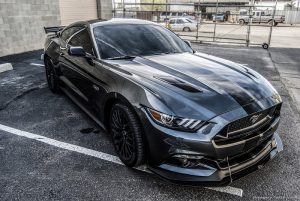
[{"xmin": 0, "ymin": 46, "xmax": 299, "ymax": 200}]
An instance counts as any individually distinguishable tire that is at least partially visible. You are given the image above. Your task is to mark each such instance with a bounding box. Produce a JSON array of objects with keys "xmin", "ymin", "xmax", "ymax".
[
  {"xmin": 262, "ymin": 43, "xmax": 269, "ymax": 49},
  {"xmin": 239, "ymin": 19, "xmax": 245, "ymax": 25},
  {"xmin": 274, "ymin": 22, "xmax": 278, "ymax": 26},
  {"xmin": 268, "ymin": 20, "xmax": 275, "ymax": 26},
  {"xmin": 109, "ymin": 102, "xmax": 145, "ymax": 167},
  {"xmin": 45, "ymin": 57, "xmax": 60, "ymax": 93},
  {"xmin": 183, "ymin": 27, "xmax": 191, "ymax": 32}
]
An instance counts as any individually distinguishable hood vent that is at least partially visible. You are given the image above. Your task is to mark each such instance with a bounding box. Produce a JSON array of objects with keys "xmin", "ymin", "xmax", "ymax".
[{"xmin": 154, "ymin": 76, "xmax": 202, "ymax": 93}]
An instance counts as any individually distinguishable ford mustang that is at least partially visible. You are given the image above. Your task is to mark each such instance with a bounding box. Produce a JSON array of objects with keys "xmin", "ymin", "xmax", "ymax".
[{"xmin": 42, "ymin": 19, "xmax": 283, "ymax": 185}]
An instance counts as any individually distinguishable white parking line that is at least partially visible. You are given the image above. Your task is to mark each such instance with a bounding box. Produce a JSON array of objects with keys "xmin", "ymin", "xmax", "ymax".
[
  {"xmin": 30, "ymin": 63, "xmax": 44, "ymax": 67},
  {"xmin": 0, "ymin": 123, "xmax": 243, "ymax": 197},
  {"xmin": 0, "ymin": 63, "xmax": 13, "ymax": 73}
]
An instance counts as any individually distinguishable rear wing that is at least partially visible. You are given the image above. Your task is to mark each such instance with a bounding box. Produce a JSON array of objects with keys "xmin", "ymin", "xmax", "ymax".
[{"xmin": 44, "ymin": 26, "xmax": 65, "ymax": 34}]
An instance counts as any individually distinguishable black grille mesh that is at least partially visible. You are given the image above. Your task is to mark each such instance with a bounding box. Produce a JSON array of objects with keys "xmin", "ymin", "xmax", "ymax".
[{"xmin": 227, "ymin": 107, "xmax": 274, "ymax": 133}]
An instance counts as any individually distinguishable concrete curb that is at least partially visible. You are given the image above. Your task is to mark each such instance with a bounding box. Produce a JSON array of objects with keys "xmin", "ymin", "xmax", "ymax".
[{"xmin": 0, "ymin": 63, "xmax": 13, "ymax": 73}]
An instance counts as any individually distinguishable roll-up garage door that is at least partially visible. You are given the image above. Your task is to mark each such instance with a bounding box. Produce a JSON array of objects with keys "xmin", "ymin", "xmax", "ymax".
[{"xmin": 59, "ymin": 0, "xmax": 98, "ymax": 26}]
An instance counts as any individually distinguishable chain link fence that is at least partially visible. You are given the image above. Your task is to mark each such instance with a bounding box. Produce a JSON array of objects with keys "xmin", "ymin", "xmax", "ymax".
[{"xmin": 113, "ymin": 0, "xmax": 300, "ymax": 48}]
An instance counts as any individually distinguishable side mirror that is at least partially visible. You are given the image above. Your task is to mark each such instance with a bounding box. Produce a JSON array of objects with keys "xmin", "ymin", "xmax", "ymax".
[
  {"xmin": 184, "ymin": 40, "xmax": 192, "ymax": 48},
  {"xmin": 68, "ymin": 46, "xmax": 86, "ymax": 57}
]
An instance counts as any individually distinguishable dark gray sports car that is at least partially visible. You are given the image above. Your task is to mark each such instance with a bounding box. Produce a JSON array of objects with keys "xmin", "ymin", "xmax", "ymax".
[{"xmin": 43, "ymin": 19, "xmax": 283, "ymax": 185}]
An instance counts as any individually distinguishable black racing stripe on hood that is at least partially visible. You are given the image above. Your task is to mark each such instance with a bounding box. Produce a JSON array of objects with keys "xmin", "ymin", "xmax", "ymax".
[
  {"xmin": 193, "ymin": 53, "xmax": 256, "ymax": 80},
  {"xmin": 137, "ymin": 56, "xmax": 259, "ymax": 108}
]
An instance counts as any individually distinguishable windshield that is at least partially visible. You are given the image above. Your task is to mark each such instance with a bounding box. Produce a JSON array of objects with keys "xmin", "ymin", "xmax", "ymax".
[{"xmin": 93, "ymin": 24, "xmax": 193, "ymax": 59}]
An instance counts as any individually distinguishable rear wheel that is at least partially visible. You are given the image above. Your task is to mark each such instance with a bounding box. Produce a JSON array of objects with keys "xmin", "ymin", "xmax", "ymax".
[
  {"xmin": 109, "ymin": 102, "xmax": 145, "ymax": 167},
  {"xmin": 239, "ymin": 19, "xmax": 245, "ymax": 25},
  {"xmin": 45, "ymin": 57, "xmax": 60, "ymax": 93}
]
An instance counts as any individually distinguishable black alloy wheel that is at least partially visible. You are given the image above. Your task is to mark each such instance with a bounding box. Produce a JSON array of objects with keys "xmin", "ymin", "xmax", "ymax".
[
  {"xmin": 109, "ymin": 102, "xmax": 145, "ymax": 167},
  {"xmin": 45, "ymin": 57, "xmax": 59, "ymax": 93}
]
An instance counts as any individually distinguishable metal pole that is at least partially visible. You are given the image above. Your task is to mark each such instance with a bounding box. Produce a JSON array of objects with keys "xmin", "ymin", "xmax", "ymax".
[
  {"xmin": 246, "ymin": 0, "xmax": 254, "ymax": 47},
  {"xmin": 213, "ymin": 0, "xmax": 219, "ymax": 42},
  {"xmin": 112, "ymin": 0, "xmax": 115, "ymax": 18},
  {"xmin": 268, "ymin": 0, "xmax": 278, "ymax": 46},
  {"xmin": 152, "ymin": 0, "xmax": 154, "ymax": 21},
  {"xmin": 123, "ymin": 0, "xmax": 125, "ymax": 18},
  {"xmin": 196, "ymin": 0, "xmax": 200, "ymax": 42}
]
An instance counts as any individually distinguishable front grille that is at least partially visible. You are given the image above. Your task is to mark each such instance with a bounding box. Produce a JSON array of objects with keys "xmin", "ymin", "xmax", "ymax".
[
  {"xmin": 227, "ymin": 107, "xmax": 275, "ymax": 133},
  {"xmin": 213, "ymin": 104, "xmax": 281, "ymax": 146}
]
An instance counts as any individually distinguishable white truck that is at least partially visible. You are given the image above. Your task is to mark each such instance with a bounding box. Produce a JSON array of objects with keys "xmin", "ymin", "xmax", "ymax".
[{"xmin": 238, "ymin": 10, "xmax": 285, "ymax": 26}]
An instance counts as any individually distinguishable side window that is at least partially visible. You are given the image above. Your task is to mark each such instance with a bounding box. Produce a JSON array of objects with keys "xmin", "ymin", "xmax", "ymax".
[
  {"xmin": 177, "ymin": 19, "xmax": 184, "ymax": 24},
  {"xmin": 68, "ymin": 29, "xmax": 94, "ymax": 55},
  {"xmin": 60, "ymin": 26, "xmax": 82, "ymax": 42},
  {"xmin": 169, "ymin": 19, "xmax": 176, "ymax": 24}
]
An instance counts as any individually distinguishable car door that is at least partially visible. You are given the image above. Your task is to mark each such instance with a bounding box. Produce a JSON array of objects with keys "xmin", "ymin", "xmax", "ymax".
[
  {"xmin": 59, "ymin": 25, "xmax": 84, "ymax": 83},
  {"xmin": 169, "ymin": 19, "xmax": 178, "ymax": 31},
  {"xmin": 176, "ymin": 19, "xmax": 185, "ymax": 31},
  {"xmin": 60, "ymin": 27, "xmax": 98, "ymax": 104}
]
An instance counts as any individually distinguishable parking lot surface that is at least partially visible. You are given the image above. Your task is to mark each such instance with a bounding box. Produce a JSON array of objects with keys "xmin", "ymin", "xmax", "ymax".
[{"xmin": 0, "ymin": 46, "xmax": 299, "ymax": 200}]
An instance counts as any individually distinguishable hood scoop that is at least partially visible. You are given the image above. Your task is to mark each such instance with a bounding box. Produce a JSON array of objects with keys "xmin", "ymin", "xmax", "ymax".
[{"xmin": 154, "ymin": 76, "xmax": 203, "ymax": 93}]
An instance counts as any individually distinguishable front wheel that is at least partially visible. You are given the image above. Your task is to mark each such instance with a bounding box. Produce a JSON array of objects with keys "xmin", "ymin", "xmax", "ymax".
[
  {"xmin": 239, "ymin": 19, "xmax": 245, "ymax": 25},
  {"xmin": 109, "ymin": 102, "xmax": 146, "ymax": 167},
  {"xmin": 45, "ymin": 57, "xmax": 60, "ymax": 93},
  {"xmin": 183, "ymin": 27, "xmax": 191, "ymax": 32}
]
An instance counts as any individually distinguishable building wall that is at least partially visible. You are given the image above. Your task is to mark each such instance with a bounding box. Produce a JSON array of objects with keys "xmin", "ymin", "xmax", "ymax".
[
  {"xmin": 59, "ymin": 0, "xmax": 98, "ymax": 26},
  {"xmin": 0, "ymin": 0, "xmax": 61, "ymax": 57},
  {"xmin": 97, "ymin": 0, "xmax": 113, "ymax": 19},
  {"xmin": 0, "ymin": 0, "xmax": 113, "ymax": 57}
]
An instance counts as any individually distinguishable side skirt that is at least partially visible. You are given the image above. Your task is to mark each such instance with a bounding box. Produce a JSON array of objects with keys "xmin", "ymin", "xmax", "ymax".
[{"xmin": 60, "ymin": 86, "xmax": 107, "ymax": 132}]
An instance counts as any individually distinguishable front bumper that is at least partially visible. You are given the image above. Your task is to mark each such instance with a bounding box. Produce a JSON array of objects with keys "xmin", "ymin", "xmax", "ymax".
[
  {"xmin": 137, "ymin": 102, "xmax": 283, "ymax": 186},
  {"xmin": 148, "ymin": 133, "xmax": 282, "ymax": 186}
]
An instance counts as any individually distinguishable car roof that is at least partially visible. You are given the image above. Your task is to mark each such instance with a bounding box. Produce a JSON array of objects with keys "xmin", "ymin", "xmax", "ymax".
[
  {"xmin": 61, "ymin": 19, "xmax": 160, "ymax": 34},
  {"xmin": 169, "ymin": 17, "xmax": 189, "ymax": 20},
  {"xmin": 89, "ymin": 18, "xmax": 157, "ymax": 28}
]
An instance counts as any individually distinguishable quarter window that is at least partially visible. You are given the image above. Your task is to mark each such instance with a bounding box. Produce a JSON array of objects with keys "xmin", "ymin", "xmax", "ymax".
[{"xmin": 60, "ymin": 26, "xmax": 82, "ymax": 42}]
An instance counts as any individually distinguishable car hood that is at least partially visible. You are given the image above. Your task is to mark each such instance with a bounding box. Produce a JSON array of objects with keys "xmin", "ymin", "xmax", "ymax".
[{"xmin": 107, "ymin": 52, "xmax": 279, "ymax": 120}]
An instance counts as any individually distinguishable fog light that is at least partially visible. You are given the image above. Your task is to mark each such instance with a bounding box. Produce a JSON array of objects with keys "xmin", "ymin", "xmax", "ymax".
[{"xmin": 167, "ymin": 154, "xmax": 215, "ymax": 170}]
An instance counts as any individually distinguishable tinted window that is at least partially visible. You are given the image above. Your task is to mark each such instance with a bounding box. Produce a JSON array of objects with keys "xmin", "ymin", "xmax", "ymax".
[
  {"xmin": 68, "ymin": 29, "xmax": 93, "ymax": 54},
  {"xmin": 93, "ymin": 24, "xmax": 192, "ymax": 59},
  {"xmin": 61, "ymin": 26, "xmax": 82, "ymax": 41}
]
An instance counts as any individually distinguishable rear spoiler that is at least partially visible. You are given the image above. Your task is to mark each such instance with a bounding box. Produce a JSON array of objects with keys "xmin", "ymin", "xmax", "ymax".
[{"xmin": 44, "ymin": 26, "xmax": 65, "ymax": 34}]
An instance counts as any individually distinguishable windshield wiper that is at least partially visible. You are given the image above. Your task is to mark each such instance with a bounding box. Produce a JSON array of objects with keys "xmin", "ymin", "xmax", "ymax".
[{"xmin": 107, "ymin": 55, "xmax": 136, "ymax": 60}]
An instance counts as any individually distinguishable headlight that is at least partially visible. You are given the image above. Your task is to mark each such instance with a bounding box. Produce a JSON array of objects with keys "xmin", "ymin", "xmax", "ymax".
[{"xmin": 146, "ymin": 108, "xmax": 204, "ymax": 132}]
